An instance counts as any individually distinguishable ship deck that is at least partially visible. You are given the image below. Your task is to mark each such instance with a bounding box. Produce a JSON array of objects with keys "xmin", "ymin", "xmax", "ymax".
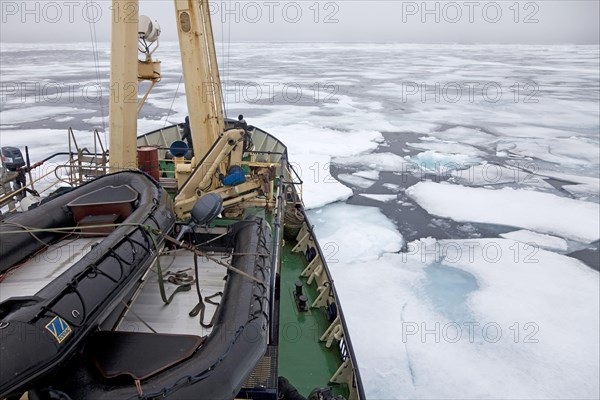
[{"xmin": 277, "ymin": 242, "xmax": 349, "ymax": 398}]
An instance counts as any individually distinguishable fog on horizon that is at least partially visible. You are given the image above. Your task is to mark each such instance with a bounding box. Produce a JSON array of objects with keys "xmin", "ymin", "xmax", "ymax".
[{"xmin": 0, "ymin": 1, "xmax": 598, "ymax": 45}]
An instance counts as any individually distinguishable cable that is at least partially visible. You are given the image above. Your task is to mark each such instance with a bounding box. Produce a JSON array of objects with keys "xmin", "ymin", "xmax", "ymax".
[
  {"xmin": 219, "ymin": 2, "xmax": 228, "ymax": 119},
  {"xmin": 164, "ymin": 76, "xmax": 183, "ymax": 129},
  {"xmin": 86, "ymin": 0, "xmax": 107, "ymax": 142},
  {"xmin": 120, "ymin": 300, "xmax": 157, "ymax": 333}
]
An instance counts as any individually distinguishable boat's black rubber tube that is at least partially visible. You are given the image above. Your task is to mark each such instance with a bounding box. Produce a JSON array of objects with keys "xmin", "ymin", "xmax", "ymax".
[{"xmin": 0, "ymin": 171, "xmax": 175, "ymax": 398}]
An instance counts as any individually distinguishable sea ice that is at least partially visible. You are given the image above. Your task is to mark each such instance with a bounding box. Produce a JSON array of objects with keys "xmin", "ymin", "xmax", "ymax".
[
  {"xmin": 336, "ymin": 174, "xmax": 375, "ymax": 189},
  {"xmin": 330, "ymin": 237, "xmax": 599, "ymax": 399},
  {"xmin": 248, "ymin": 119, "xmax": 383, "ymax": 207},
  {"xmin": 333, "ymin": 152, "xmax": 409, "ymax": 172},
  {"xmin": 307, "ymin": 202, "xmax": 403, "ymax": 263},
  {"xmin": 83, "ymin": 116, "xmax": 109, "ymax": 126},
  {"xmin": 536, "ymin": 170, "xmax": 600, "ymax": 198},
  {"xmin": 493, "ymin": 125, "xmax": 590, "ymax": 139},
  {"xmin": 383, "ymin": 183, "xmax": 402, "ymax": 192},
  {"xmin": 407, "ymin": 151, "xmax": 482, "ymax": 173},
  {"xmin": 430, "ymin": 126, "xmax": 497, "ymax": 146},
  {"xmin": 406, "ymin": 141, "xmax": 485, "ymax": 157},
  {"xmin": 500, "ymin": 230, "xmax": 568, "ymax": 251},
  {"xmin": 255, "ymin": 123, "xmax": 383, "ymax": 158},
  {"xmin": 292, "ymin": 154, "xmax": 352, "ymax": 209},
  {"xmin": 0, "ymin": 128, "xmax": 93, "ymax": 161},
  {"xmin": 54, "ymin": 116, "xmax": 75, "ymax": 123},
  {"xmin": 353, "ymin": 170, "xmax": 380, "ymax": 180},
  {"xmin": 450, "ymin": 162, "xmax": 552, "ymax": 190},
  {"xmin": 563, "ymin": 183, "xmax": 600, "ymax": 200},
  {"xmin": 336, "ymin": 170, "xmax": 380, "ymax": 189},
  {"xmin": 496, "ymin": 136, "xmax": 600, "ymax": 166},
  {"xmin": 406, "ymin": 182, "xmax": 600, "ymax": 243},
  {"xmin": 359, "ymin": 194, "xmax": 397, "ymax": 203},
  {"xmin": 0, "ymin": 106, "xmax": 94, "ymax": 125}
]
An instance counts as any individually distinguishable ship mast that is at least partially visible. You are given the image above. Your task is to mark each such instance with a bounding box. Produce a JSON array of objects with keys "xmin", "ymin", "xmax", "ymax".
[
  {"xmin": 109, "ymin": 0, "xmax": 140, "ymax": 172},
  {"xmin": 174, "ymin": 0, "xmax": 225, "ymax": 162},
  {"xmin": 108, "ymin": 0, "xmax": 224, "ymax": 171}
]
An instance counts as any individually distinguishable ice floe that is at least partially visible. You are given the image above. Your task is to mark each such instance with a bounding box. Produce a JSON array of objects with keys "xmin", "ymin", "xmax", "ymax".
[
  {"xmin": 307, "ymin": 202, "xmax": 403, "ymax": 263},
  {"xmin": 450, "ymin": 162, "xmax": 553, "ymax": 190},
  {"xmin": 383, "ymin": 183, "xmax": 402, "ymax": 192},
  {"xmin": 333, "ymin": 152, "xmax": 407, "ymax": 172},
  {"xmin": 353, "ymin": 170, "xmax": 380, "ymax": 181},
  {"xmin": 336, "ymin": 170, "xmax": 380, "ymax": 189},
  {"xmin": 407, "ymin": 151, "xmax": 482, "ymax": 173},
  {"xmin": 500, "ymin": 230, "xmax": 568, "ymax": 251},
  {"xmin": 253, "ymin": 121, "xmax": 383, "ymax": 207},
  {"xmin": 359, "ymin": 194, "xmax": 397, "ymax": 203},
  {"xmin": 430, "ymin": 126, "xmax": 497, "ymax": 146},
  {"xmin": 537, "ymin": 170, "xmax": 600, "ymax": 199},
  {"xmin": 0, "ymin": 106, "xmax": 94, "ymax": 125},
  {"xmin": 336, "ymin": 174, "xmax": 376, "ymax": 189},
  {"xmin": 292, "ymin": 154, "xmax": 352, "ymax": 209},
  {"xmin": 0, "ymin": 128, "xmax": 93, "ymax": 161},
  {"xmin": 406, "ymin": 141, "xmax": 485, "ymax": 157},
  {"xmin": 330, "ymin": 237, "xmax": 599, "ymax": 399},
  {"xmin": 406, "ymin": 182, "xmax": 600, "ymax": 243},
  {"xmin": 496, "ymin": 136, "xmax": 600, "ymax": 166}
]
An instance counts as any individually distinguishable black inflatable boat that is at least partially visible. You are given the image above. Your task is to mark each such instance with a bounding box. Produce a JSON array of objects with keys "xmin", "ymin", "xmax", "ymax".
[
  {"xmin": 18, "ymin": 216, "xmax": 272, "ymax": 399},
  {"xmin": 0, "ymin": 171, "xmax": 176, "ymax": 397}
]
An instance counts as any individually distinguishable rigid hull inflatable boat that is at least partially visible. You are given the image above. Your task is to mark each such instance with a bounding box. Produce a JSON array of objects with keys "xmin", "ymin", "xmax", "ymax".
[
  {"xmin": 0, "ymin": 171, "xmax": 175, "ymax": 397},
  {"xmin": 41, "ymin": 217, "xmax": 273, "ymax": 399}
]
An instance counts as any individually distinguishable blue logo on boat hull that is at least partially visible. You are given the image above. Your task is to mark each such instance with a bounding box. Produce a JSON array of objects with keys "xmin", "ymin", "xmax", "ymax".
[{"xmin": 45, "ymin": 316, "xmax": 72, "ymax": 343}]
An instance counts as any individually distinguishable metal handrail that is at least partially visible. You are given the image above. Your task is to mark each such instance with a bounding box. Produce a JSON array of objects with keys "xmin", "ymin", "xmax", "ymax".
[
  {"xmin": 298, "ymin": 208, "xmax": 366, "ymax": 398},
  {"xmin": 268, "ymin": 153, "xmax": 287, "ymax": 344},
  {"xmin": 0, "ymin": 150, "xmax": 107, "ymax": 211}
]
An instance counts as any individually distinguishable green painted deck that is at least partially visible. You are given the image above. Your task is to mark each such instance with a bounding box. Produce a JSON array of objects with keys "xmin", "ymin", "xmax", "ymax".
[{"xmin": 277, "ymin": 243, "xmax": 349, "ymax": 398}]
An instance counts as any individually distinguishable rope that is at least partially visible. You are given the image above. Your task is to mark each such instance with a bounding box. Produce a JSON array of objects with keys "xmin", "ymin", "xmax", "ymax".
[
  {"xmin": 146, "ymin": 228, "xmax": 192, "ymax": 305},
  {"xmin": 284, "ymin": 207, "xmax": 304, "ymax": 227},
  {"xmin": 121, "ymin": 300, "xmax": 157, "ymax": 333},
  {"xmin": 0, "ymin": 223, "xmax": 269, "ymax": 287},
  {"xmin": 188, "ymin": 254, "xmax": 222, "ymax": 328},
  {"xmin": 2, "ymin": 221, "xmax": 51, "ymax": 246},
  {"xmin": 163, "ymin": 75, "xmax": 183, "ymax": 129},
  {"xmin": 226, "ymin": 0, "xmax": 232, "ymax": 110},
  {"xmin": 160, "ymin": 233, "xmax": 267, "ymax": 285},
  {"xmin": 220, "ymin": 3, "xmax": 227, "ymax": 117},
  {"xmin": 196, "ymin": 230, "xmax": 229, "ymax": 246},
  {"xmin": 85, "ymin": 0, "xmax": 107, "ymax": 139}
]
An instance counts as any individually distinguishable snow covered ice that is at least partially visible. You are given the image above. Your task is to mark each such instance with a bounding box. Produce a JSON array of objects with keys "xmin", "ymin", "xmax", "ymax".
[
  {"xmin": 499, "ymin": 230, "xmax": 568, "ymax": 252},
  {"xmin": 406, "ymin": 181, "xmax": 600, "ymax": 243}
]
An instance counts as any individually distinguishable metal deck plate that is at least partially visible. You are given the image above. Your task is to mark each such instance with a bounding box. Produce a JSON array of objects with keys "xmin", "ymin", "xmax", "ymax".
[
  {"xmin": 0, "ymin": 237, "xmax": 100, "ymax": 302},
  {"xmin": 117, "ymin": 251, "xmax": 228, "ymax": 336}
]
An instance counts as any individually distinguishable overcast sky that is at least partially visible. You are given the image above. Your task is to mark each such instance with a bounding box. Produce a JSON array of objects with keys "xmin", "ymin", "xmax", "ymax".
[{"xmin": 0, "ymin": 1, "xmax": 598, "ymax": 44}]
